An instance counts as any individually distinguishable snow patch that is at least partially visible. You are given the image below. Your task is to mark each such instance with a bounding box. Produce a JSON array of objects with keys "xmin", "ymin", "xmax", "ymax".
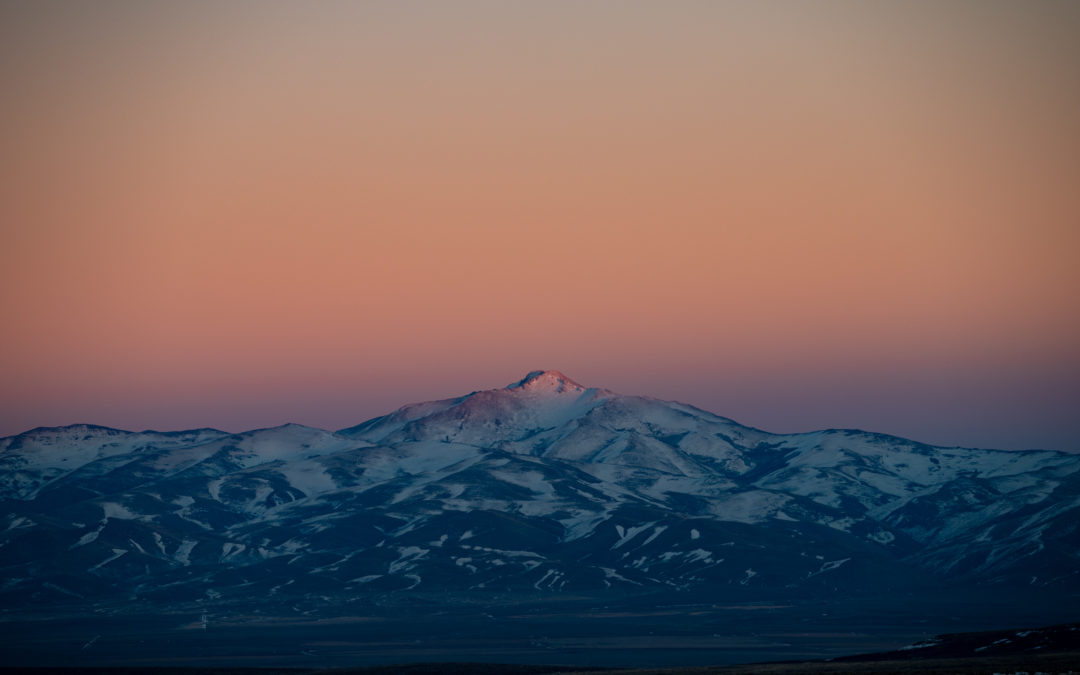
[
  {"xmin": 899, "ymin": 638, "xmax": 941, "ymax": 651},
  {"xmin": 221, "ymin": 542, "xmax": 246, "ymax": 559},
  {"xmin": 89, "ymin": 548, "xmax": 128, "ymax": 571},
  {"xmin": 351, "ymin": 575, "xmax": 383, "ymax": 584},
  {"xmin": 388, "ymin": 546, "xmax": 428, "ymax": 574},
  {"xmin": 533, "ymin": 568, "xmax": 565, "ymax": 590},
  {"xmin": 462, "ymin": 544, "xmax": 542, "ymax": 558},
  {"xmin": 612, "ymin": 522, "xmax": 657, "ymax": 549},
  {"xmin": 100, "ymin": 502, "xmax": 139, "ymax": 520},
  {"xmin": 868, "ymin": 530, "xmax": 895, "ymax": 545},
  {"xmin": 559, "ymin": 510, "xmax": 609, "ymax": 541},
  {"xmin": 207, "ymin": 479, "xmax": 224, "ymax": 502},
  {"xmin": 70, "ymin": 529, "xmax": 101, "ymax": 549},
  {"xmin": 600, "ymin": 567, "xmax": 641, "ymax": 586},
  {"xmin": 809, "ymin": 558, "xmax": 851, "ymax": 577},
  {"xmin": 174, "ymin": 540, "xmax": 197, "ymax": 566},
  {"xmin": 277, "ymin": 461, "xmax": 337, "ymax": 497},
  {"xmin": 640, "ymin": 525, "xmax": 668, "ymax": 547}
]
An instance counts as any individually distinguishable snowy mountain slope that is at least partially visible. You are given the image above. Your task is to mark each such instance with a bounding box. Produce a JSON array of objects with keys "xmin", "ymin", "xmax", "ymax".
[{"xmin": 1, "ymin": 371, "xmax": 1078, "ymax": 614}]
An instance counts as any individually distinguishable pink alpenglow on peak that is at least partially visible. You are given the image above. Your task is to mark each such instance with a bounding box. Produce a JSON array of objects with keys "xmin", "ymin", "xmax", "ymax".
[{"xmin": 506, "ymin": 371, "xmax": 586, "ymax": 395}]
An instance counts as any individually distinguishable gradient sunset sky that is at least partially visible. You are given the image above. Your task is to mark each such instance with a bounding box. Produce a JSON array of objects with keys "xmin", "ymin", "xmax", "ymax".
[{"xmin": 2, "ymin": 1, "xmax": 1078, "ymax": 451}]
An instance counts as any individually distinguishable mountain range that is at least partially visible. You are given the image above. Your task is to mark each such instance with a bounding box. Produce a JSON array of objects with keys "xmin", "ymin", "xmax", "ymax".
[{"xmin": 3, "ymin": 370, "xmax": 1077, "ymax": 621}]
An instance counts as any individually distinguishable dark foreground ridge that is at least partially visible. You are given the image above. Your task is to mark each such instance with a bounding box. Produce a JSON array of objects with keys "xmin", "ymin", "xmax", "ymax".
[{"xmin": 835, "ymin": 620, "xmax": 1080, "ymax": 662}]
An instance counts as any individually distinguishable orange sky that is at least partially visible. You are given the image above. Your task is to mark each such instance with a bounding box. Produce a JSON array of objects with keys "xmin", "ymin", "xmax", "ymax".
[{"xmin": 2, "ymin": 1, "xmax": 1078, "ymax": 450}]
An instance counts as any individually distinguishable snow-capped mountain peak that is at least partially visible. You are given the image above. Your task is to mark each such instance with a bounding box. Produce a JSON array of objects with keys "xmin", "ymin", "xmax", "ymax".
[{"xmin": 506, "ymin": 370, "xmax": 586, "ymax": 394}]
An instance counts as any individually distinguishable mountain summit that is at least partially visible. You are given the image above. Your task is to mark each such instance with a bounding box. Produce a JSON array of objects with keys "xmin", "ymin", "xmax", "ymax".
[
  {"xmin": 2, "ymin": 372, "xmax": 1078, "ymax": 623},
  {"xmin": 507, "ymin": 369, "xmax": 587, "ymax": 393}
]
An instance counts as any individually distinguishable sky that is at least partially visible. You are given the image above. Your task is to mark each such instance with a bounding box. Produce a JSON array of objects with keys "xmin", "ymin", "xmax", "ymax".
[{"xmin": 2, "ymin": 1, "xmax": 1078, "ymax": 451}]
